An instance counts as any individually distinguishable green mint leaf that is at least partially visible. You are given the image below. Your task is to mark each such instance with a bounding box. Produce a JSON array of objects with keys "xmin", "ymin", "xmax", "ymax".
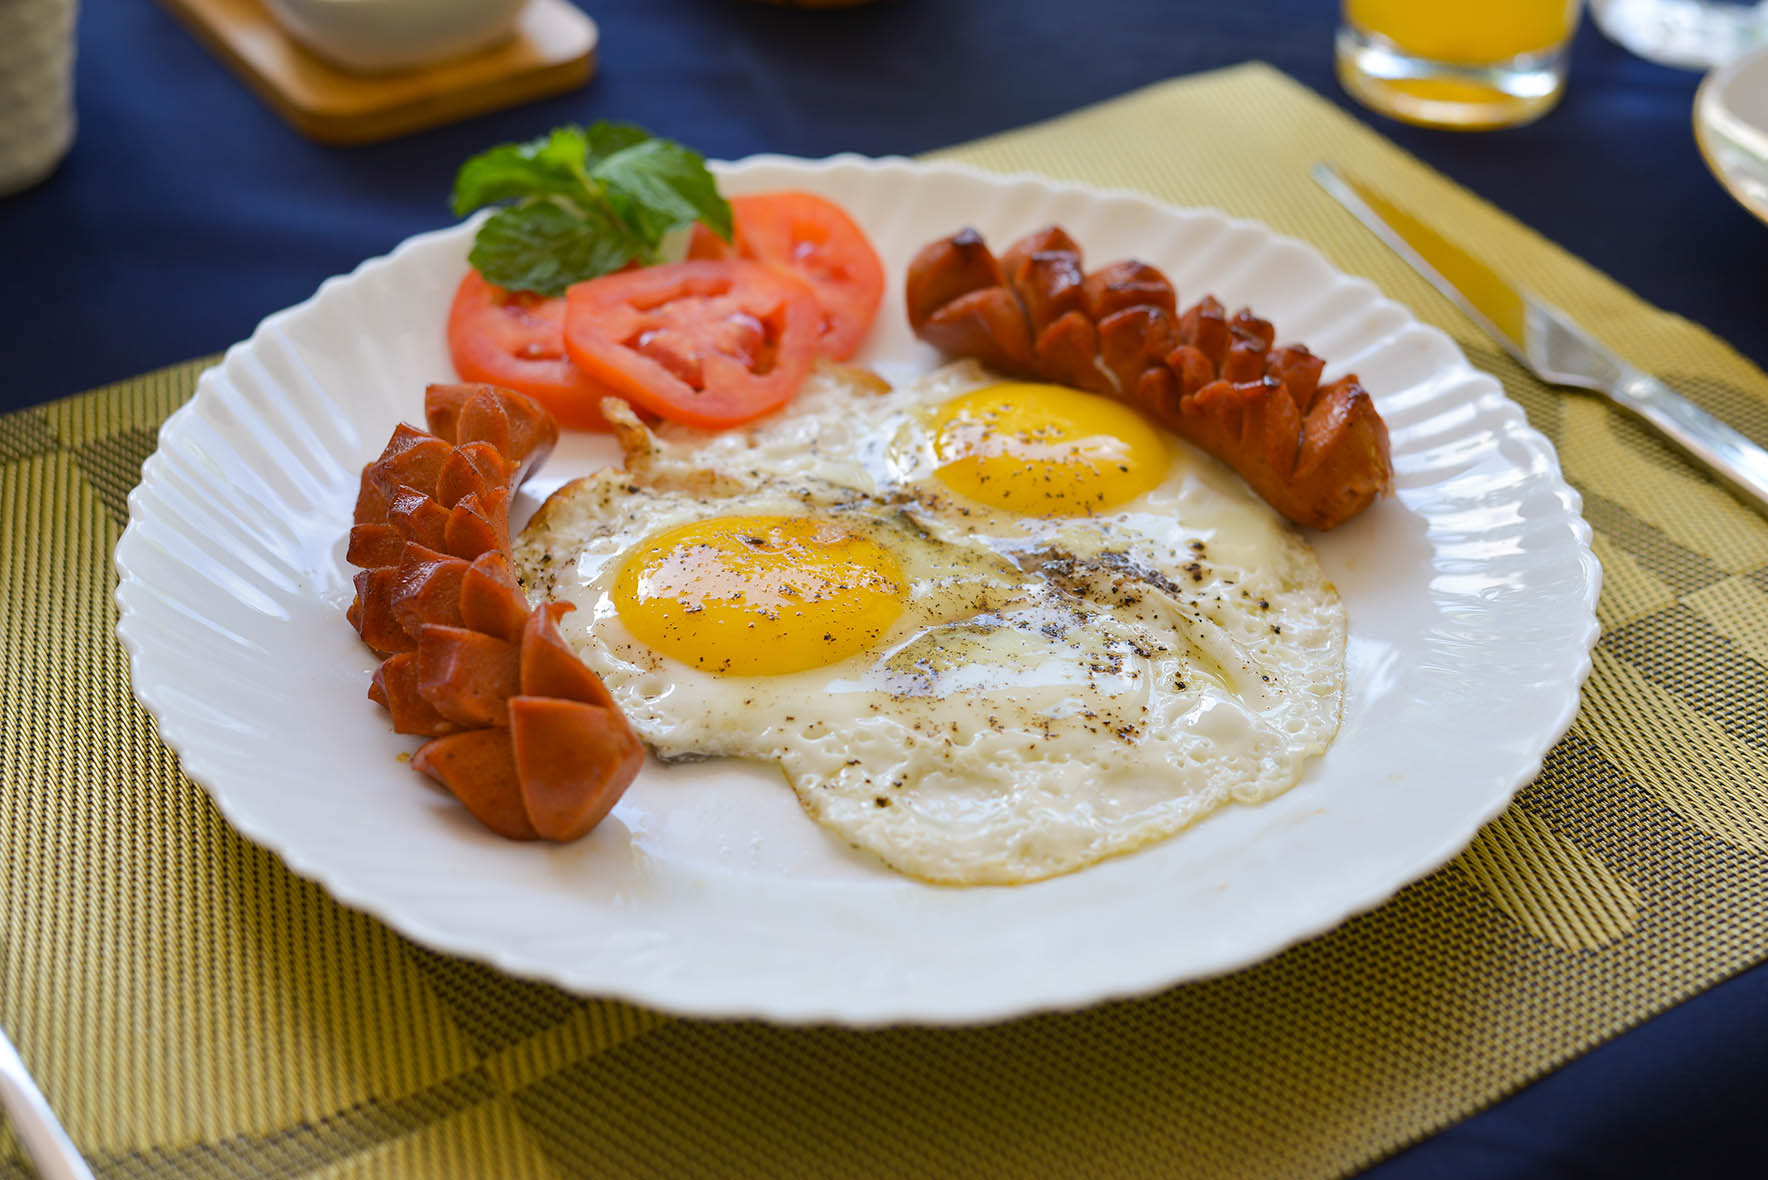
[
  {"xmin": 577, "ymin": 121, "xmax": 652, "ymax": 169},
  {"xmin": 466, "ymin": 200, "xmax": 642, "ymax": 297},
  {"xmin": 451, "ymin": 126, "xmax": 588, "ymax": 216},
  {"xmin": 594, "ymin": 138, "xmax": 733, "ymax": 258},
  {"xmin": 451, "ymin": 121, "xmax": 730, "ymax": 293}
]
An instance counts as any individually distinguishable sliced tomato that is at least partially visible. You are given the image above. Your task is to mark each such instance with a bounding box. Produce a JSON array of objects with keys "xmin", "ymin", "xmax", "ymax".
[
  {"xmin": 727, "ymin": 192, "xmax": 884, "ymax": 362},
  {"xmin": 562, "ymin": 260, "xmax": 822, "ymax": 430},
  {"xmin": 684, "ymin": 222, "xmax": 734, "ymax": 261},
  {"xmin": 447, "ymin": 269, "xmax": 621, "ymax": 432}
]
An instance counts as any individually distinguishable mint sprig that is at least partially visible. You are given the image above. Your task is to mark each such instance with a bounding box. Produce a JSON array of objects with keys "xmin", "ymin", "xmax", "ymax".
[{"xmin": 451, "ymin": 122, "xmax": 733, "ymax": 297}]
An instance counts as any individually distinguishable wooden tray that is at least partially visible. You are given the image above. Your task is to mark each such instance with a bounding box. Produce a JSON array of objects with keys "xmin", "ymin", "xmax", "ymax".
[{"xmin": 154, "ymin": 0, "xmax": 598, "ymax": 145}]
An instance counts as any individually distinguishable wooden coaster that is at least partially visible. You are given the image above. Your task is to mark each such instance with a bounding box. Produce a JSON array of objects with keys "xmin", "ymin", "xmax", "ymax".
[{"xmin": 154, "ymin": 0, "xmax": 598, "ymax": 145}]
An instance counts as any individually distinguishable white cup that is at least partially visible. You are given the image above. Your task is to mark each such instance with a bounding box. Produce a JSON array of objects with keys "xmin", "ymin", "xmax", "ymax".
[
  {"xmin": 263, "ymin": 0, "xmax": 530, "ymax": 74},
  {"xmin": 0, "ymin": 0, "xmax": 78, "ymax": 196}
]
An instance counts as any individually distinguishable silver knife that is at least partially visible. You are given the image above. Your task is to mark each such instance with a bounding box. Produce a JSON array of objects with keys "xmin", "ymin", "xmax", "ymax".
[{"xmin": 1312, "ymin": 162, "xmax": 1768, "ymax": 518}]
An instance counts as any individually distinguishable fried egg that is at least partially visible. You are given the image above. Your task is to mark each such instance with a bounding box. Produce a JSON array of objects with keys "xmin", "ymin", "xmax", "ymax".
[{"xmin": 513, "ymin": 362, "xmax": 1346, "ymax": 885}]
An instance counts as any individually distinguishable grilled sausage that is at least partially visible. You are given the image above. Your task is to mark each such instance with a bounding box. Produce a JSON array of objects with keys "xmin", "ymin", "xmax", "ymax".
[
  {"xmin": 347, "ymin": 384, "xmax": 641, "ymax": 842},
  {"xmin": 905, "ymin": 226, "xmax": 1393, "ymax": 530}
]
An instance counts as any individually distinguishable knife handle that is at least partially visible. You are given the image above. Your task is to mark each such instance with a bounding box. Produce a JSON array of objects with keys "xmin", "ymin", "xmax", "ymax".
[{"xmin": 1611, "ymin": 370, "xmax": 1768, "ymax": 519}]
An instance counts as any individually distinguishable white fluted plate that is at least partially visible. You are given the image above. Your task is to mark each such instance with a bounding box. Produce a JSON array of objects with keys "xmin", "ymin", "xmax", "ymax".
[{"xmin": 115, "ymin": 156, "xmax": 1600, "ymax": 1025}]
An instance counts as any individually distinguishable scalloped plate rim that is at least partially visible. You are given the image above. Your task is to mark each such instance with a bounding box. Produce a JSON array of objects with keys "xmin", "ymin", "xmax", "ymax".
[{"xmin": 114, "ymin": 154, "xmax": 1602, "ymax": 1025}]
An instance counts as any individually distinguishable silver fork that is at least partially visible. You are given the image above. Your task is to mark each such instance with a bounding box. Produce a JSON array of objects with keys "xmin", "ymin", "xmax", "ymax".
[{"xmin": 0, "ymin": 1023, "xmax": 93, "ymax": 1180}]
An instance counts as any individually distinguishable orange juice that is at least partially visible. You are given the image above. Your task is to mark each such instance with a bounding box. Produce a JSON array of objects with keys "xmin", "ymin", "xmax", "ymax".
[
  {"xmin": 1337, "ymin": 0, "xmax": 1580, "ymax": 128},
  {"xmin": 1346, "ymin": 0, "xmax": 1580, "ymax": 64}
]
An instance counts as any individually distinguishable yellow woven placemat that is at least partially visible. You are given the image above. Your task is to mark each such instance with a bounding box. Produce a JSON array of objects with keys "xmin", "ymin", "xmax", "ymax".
[{"xmin": 5, "ymin": 62, "xmax": 1768, "ymax": 1179}]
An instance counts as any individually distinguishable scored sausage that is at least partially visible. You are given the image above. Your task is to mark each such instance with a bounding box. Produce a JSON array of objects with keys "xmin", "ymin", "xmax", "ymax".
[
  {"xmin": 346, "ymin": 382, "xmax": 640, "ymax": 842},
  {"xmin": 905, "ymin": 226, "xmax": 1394, "ymax": 530}
]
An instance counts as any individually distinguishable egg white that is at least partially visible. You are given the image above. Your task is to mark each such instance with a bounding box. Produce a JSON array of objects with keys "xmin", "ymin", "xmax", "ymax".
[{"xmin": 513, "ymin": 362, "xmax": 1346, "ymax": 885}]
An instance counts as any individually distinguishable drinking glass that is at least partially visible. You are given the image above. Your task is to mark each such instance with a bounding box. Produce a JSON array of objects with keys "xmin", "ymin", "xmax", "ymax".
[
  {"xmin": 1589, "ymin": 0, "xmax": 1767, "ymax": 68},
  {"xmin": 1338, "ymin": 0, "xmax": 1583, "ymax": 130}
]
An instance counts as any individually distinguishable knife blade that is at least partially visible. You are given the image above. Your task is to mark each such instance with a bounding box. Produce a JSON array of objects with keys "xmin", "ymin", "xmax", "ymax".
[{"xmin": 1312, "ymin": 162, "xmax": 1768, "ymax": 518}]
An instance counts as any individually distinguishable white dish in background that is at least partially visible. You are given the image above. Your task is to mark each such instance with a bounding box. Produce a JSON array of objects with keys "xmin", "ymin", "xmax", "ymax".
[
  {"xmin": 1696, "ymin": 42, "xmax": 1768, "ymax": 225},
  {"xmin": 114, "ymin": 156, "xmax": 1600, "ymax": 1026},
  {"xmin": 264, "ymin": 0, "xmax": 528, "ymax": 73}
]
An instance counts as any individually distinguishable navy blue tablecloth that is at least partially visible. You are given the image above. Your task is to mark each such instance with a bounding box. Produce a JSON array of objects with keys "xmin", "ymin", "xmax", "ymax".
[
  {"xmin": 5, "ymin": 0, "xmax": 1767, "ymax": 405},
  {"xmin": 3, "ymin": 1, "xmax": 1765, "ymax": 1174}
]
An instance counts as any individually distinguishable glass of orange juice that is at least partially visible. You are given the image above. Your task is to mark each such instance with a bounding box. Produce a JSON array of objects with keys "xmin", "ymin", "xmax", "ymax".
[{"xmin": 1338, "ymin": 0, "xmax": 1582, "ymax": 129}]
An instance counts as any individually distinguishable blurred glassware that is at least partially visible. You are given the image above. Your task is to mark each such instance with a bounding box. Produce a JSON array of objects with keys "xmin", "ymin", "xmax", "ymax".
[
  {"xmin": 263, "ymin": 0, "xmax": 529, "ymax": 74},
  {"xmin": 0, "ymin": 0, "xmax": 78, "ymax": 196},
  {"xmin": 1337, "ymin": 0, "xmax": 1582, "ymax": 129},
  {"xmin": 1694, "ymin": 42, "xmax": 1768, "ymax": 222},
  {"xmin": 1590, "ymin": 0, "xmax": 1767, "ymax": 68}
]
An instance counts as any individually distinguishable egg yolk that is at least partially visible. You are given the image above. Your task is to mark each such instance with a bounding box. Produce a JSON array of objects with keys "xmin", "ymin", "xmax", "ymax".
[
  {"xmin": 613, "ymin": 515, "xmax": 907, "ymax": 675},
  {"xmin": 931, "ymin": 383, "xmax": 1167, "ymax": 516}
]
